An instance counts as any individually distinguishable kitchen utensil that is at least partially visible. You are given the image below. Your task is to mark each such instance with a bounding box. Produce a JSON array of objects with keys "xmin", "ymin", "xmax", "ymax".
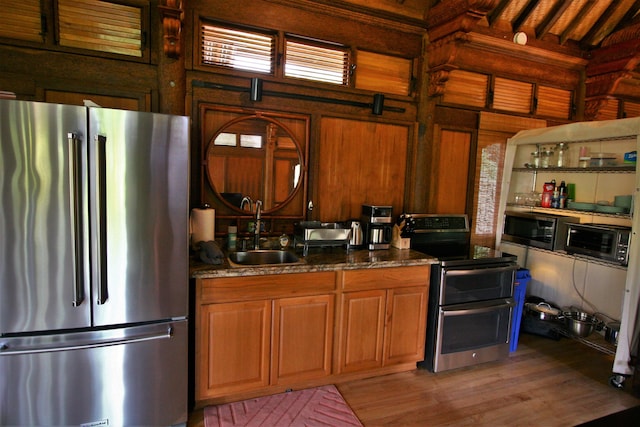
[
  {"xmin": 604, "ymin": 321, "xmax": 620, "ymax": 346},
  {"xmin": 524, "ymin": 302, "xmax": 562, "ymax": 321},
  {"xmin": 564, "ymin": 311, "xmax": 599, "ymax": 337}
]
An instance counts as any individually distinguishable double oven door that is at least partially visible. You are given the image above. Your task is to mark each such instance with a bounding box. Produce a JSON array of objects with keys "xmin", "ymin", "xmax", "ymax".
[{"xmin": 424, "ymin": 261, "xmax": 516, "ymax": 372}]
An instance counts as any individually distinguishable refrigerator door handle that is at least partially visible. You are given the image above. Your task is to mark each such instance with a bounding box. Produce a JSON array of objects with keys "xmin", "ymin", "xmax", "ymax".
[
  {"xmin": 94, "ymin": 134, "xmax": 109, "ymax": 305},
  {"xmin": 67, "ymin": 132, "xmax": 85, "ymax": 307},
  {"xmin": 0, "ymin": 324, "xmax": 174, "ymax": 356}
]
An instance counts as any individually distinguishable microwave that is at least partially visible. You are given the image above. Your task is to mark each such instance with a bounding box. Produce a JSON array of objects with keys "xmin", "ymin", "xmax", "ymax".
[
  {"xmin": 502, "ymin": 211, "xmax": 579, "ymax": 251},
  {"xmin": 565, "ymin": 223, "xmax": 632, "ymax": 265}
]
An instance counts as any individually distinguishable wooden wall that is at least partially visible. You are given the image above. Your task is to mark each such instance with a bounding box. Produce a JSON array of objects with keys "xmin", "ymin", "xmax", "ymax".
[{"xmin": 2, "ymin": 0, "xmax": 638, "ymax": 240}]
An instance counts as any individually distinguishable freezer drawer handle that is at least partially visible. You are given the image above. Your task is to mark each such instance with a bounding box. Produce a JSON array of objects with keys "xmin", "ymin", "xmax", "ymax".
[
  {"xmin": 0, "ymin": 326, "xmax": 174, "ymax": 355},
  {"xmin": 68, "ymin": 132, "xmax": 85, "ymax": 307}
]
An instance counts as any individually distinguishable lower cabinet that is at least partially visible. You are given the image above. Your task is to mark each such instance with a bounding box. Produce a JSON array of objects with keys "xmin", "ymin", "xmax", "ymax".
[
  {"xmin": 272, "ymin": 295, "xmax": 334, "ymax": 384},
  {"xmin": 194, "ymin": 265, "xmax": 430, "ymax": 405},
  {"xmin": 337, "ymin": 284, "xmax": 429, "ymax": 373},
  {"xmin": 195, "ymin": 272, "xmax": 335, "ymax": 402},
  {"xmin": 197, "ymin": 300, "xmax": 271, "ymax": 398}
]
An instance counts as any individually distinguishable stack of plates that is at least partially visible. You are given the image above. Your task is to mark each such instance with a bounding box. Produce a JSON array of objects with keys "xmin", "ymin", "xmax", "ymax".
[
  {"xmin": 567, "ymin": 201, "xmax": 596, "ymax": 211},
  {"xmin": 567, "ymin": 200, "xmax": 630, "ymax": 214},
  {"xmin": 595, "ymin": 205, "xmax": 626, "ymax": 214}
]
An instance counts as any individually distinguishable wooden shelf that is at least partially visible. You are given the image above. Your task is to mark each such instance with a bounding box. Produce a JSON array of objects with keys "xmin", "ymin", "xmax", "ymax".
[
  {"xmin": 506, "ymin": 204, "xmax": 632, "ymax": 220},
  {"xmin": 513, "ymin": 165, "xmax": 636, "ymax": 173}
]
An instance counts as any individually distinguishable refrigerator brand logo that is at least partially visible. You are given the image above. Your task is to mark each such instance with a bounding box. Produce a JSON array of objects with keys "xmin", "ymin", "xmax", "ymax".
[{"xmin": 81, "ymin": 420, "xmax": 109, "ymax": 427}]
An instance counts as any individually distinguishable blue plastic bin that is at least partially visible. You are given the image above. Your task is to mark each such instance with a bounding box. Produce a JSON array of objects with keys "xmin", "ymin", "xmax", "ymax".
[{"xmin": 510, "ymin": 268, "xmax": 530, "ymax": 352}]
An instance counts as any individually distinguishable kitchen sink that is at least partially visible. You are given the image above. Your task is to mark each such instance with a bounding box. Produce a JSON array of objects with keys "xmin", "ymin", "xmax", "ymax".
[{"xmin": 228, "ymin": 250, "xmax": 303, "ymax": 267}]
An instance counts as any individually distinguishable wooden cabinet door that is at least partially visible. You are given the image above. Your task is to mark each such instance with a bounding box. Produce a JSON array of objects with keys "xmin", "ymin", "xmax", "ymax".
[
  {"xmin": 338, "ymin": 289, "xmax": 386, "ymax": 373},
  {"xmin": 196, "ymin": 300, "xmax": 271, "ymax": 400},
  {"xmin": 272, "ymin": 294, "xmax": 335, "ymax": 384},
  {"xmin": 384, "ymin": 286, "xmax": 428, "ymax": 365},
  {"xmin": 317, "ymin": 117, "xmax": 410, "ymax": 221}
]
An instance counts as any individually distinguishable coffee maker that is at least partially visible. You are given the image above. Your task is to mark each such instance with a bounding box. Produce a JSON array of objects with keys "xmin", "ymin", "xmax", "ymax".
[{"xmin": 361, "ymin": 204, "xmax": 393, "ymax": 250}]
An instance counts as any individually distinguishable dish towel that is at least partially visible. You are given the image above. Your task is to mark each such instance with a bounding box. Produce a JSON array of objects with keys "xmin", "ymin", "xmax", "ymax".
[{"xmin": 199, "ymin": 241, "xmax": 224, "ymax": 264}]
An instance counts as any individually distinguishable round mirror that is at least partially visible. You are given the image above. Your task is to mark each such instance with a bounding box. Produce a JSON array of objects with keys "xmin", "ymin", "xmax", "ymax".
[{"xmin": 205, "ymin": 114, "xmax": 306, "ymax": 214}]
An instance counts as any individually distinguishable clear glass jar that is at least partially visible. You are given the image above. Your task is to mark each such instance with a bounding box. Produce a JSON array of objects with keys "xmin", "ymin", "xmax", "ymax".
[
  {"xmin": 531, "ymin": 151, "xmax": 540, "ymax": 168},
  {"xmin": 556, "ymin": 143, "xmax": 569, "ymax": 167},
  {"xmin": 540, "ymin": 147, "xmax": 554, "ymax": 168}
]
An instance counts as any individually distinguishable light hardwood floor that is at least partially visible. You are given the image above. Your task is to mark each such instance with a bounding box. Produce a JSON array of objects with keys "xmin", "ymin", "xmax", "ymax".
[{"xmin": 188, "ymin": 333, "xmax": 640, "ymax": 426}]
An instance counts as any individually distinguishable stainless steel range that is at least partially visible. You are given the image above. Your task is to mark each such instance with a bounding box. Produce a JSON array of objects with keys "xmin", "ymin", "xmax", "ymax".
[{"xmin": 407, "ymin": 214, "xmax": 517, "ymax": 372}]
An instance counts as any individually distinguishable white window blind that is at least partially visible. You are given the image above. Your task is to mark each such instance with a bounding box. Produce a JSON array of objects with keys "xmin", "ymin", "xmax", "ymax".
[
  {"xmin": 201, "ymin": 23, "xmax": 274, "ymax": 74},
  {"xmin": 285, "ymin": 38, "xmax": 349, "ymax": 85}
]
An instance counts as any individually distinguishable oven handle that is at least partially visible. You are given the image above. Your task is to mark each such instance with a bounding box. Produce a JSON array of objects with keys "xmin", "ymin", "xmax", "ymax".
[
  {"xmin": 441, "ymin": 298, "xmax": 515, "ymax": 316},
  {"xmin": 442, "ymin": 264, "xmax": 516, "ymax": 276}
]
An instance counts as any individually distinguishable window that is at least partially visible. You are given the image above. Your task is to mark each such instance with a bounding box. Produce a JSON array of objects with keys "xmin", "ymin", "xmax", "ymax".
[
  {"xmin": 284, "ymin": 37, "xmax": 350, "ymax": 85},
  {"xmin": 200, "ymin": 23, "xmax": 275, "ymax": 74},
  {"xmin": 198, "ymin": 21, "xmax": 351, "ymax": 86},
  {"xmin": 0, "ymin": 0, "xmax": 42, "ymax": 43},
  {"xmin": 0, "ymin": 0, "xmax": 146, "ymax": 58},
  {"xmin": 536, "ymin": 86, "xmax": 572, "ymax": 119},
  {"xmin": 356, "ymin": 51, "xmax": 412, "ymax": 96},
  {"xmin": 214, "ymin": 132, "xmax": 263, "ymax": 149},
  {"xmin": 492, "ymin": 78, "xmax": 533, "ymax": 114},
  {"xmin": 442, "ymin": 70, "xmax": 489, "ymax": 107},
  {"xmin": 58, "ymin": 0, "xmax": 144, "ymax": 57}
]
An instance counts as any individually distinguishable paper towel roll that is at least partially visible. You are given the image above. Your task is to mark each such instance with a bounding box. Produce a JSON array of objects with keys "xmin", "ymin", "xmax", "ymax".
[{"xmin": 190, "ymin": 207, "xmax": 215, "ymax": 246}]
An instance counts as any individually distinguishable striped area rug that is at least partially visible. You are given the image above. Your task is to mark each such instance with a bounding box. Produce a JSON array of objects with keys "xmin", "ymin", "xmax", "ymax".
[{"xmin": 203, "ymin": 384, "xmax": 363, "ymax": 427}]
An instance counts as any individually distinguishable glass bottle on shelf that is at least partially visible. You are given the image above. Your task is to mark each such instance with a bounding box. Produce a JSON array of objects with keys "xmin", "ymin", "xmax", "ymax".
[
  {"xmin": 556, "ymin": 143, "xmax": 569, "ymax": 167},
  {"xmin": 540, "ymin": 147, "xmax": 554, "ymax": 168},
  {"xmin": 530, "ymin": 150, "xmax": 540, "ymax": 168}
]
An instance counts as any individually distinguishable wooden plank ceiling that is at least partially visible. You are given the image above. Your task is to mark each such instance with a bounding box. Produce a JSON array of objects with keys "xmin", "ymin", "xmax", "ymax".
[
  {"xmin": 322, "ymin": 0, "xmax": 640, "ymax": 49},
  {"xmin": 485, "ymin": 0, "xmax": 640, "ymax": 49},
  {"xmin": 300, "ymin": 0, "xmax": 640, "ymax": 108}
]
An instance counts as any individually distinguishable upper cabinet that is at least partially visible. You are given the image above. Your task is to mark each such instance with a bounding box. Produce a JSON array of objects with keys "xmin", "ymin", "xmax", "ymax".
[{"xmin": 200, "ymin": 105, "xmax": 309, "ymax": 218}]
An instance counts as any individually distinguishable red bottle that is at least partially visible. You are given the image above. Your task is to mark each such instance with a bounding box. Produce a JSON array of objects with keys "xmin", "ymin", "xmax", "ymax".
[{"xmin": 541, "ymin": 180, "xmax": 555, "ymax": 208}]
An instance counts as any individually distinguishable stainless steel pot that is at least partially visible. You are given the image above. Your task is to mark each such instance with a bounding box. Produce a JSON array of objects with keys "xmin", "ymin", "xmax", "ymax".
[
  {"xmin": 604, "ymin": 321, "xmax": 620, "ymax": 346},
  {"xmin": 564, "ymin": 311, "xmax": 598, "ymax": 337},
  {"xmin": 525, "ymin": 302, "xmax": 562, "ymax": 321}
]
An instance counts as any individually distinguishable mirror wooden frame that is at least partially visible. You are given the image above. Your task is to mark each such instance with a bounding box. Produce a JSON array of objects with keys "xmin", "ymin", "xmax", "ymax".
[{"xmin": 202, "ymin": 106, "xmax": 309, "ymax": 216}]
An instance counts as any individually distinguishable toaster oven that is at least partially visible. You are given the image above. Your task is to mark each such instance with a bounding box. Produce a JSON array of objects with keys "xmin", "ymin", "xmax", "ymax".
[
  {"xmin": 565, "ymin": 223, "xmax": 631, "ymax": 265},
  {"xmin": 502, "ymin": 211, "xmax": 579, "ymax": 251}
]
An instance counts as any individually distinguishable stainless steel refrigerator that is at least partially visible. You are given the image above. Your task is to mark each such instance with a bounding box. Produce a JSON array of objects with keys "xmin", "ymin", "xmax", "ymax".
[{"xmin": 0, "ymin": 99, "xmax": 189, "ymax": 426}]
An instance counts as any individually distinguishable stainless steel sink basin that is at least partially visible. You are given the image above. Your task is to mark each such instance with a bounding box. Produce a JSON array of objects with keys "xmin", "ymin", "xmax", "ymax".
[{"xmin": 228, "ymin": 250, "xmax": 303, "ymax": 267}]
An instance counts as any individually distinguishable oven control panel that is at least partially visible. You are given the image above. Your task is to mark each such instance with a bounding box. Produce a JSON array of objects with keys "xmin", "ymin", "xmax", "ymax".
[{"xmin": 409, "ymin": 214, "xmax": 469, "ymax": 232}]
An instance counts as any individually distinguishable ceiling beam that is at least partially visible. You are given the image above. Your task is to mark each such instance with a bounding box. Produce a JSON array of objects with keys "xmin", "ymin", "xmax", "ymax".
[
  {"xmin": 559, "ymin": 0, "xmax": 596, "ymax": 45},
  {"xmin": 487, "ymin": 0, "xmax": 510, "ymax": 27},
  {"xmin": 581, "ymin": 0, "xmax": 636, "ymax": 48},
  {"xmin": 536, "ymin": 0, "xmax": 571, "ymax": 39},
  {"xmin": 512, "ymin": 0, "xmax": 540, "ymax": 32}
]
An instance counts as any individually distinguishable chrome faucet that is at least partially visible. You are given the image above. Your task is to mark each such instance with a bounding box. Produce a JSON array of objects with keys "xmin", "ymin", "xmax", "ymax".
[
  {"xmin": 254, "ymin": 200, "xmax": 263, "ymax": 249},
  {"xmin": 240, "ymin": 196, "xmax": 253, "ymax": 212}
]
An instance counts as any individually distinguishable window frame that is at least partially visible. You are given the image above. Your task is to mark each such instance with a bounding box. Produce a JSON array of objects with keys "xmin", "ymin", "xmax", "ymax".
[
  {"xmin": 197, "ymin": 19, "xmax": 355, "ymax": 89},
  {"xmin": 199, "ymin": 20, "xmax": 276, "ymax": 75},
  {"xmin": 53, "ymin": 0, "xmax": 149, "ymax": 61},
  {"xmin": 0, "ymin": 0, "xmax": 150, "ymax": 63},
  {"xmin": 283, "ymin": 34, "xmax": 351, "ymax": 86}
]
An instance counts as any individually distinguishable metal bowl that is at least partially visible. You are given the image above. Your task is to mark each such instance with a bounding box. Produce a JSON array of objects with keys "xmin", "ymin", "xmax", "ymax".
[{"xmin": 564, "ymin": 311, "xmax": 598, "ymax": 337}]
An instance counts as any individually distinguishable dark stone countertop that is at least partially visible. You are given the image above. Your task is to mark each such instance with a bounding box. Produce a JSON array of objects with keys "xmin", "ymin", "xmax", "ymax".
[{"xmin": 190, "ymin": 246, "xmax": 438, "ymax": 279}]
